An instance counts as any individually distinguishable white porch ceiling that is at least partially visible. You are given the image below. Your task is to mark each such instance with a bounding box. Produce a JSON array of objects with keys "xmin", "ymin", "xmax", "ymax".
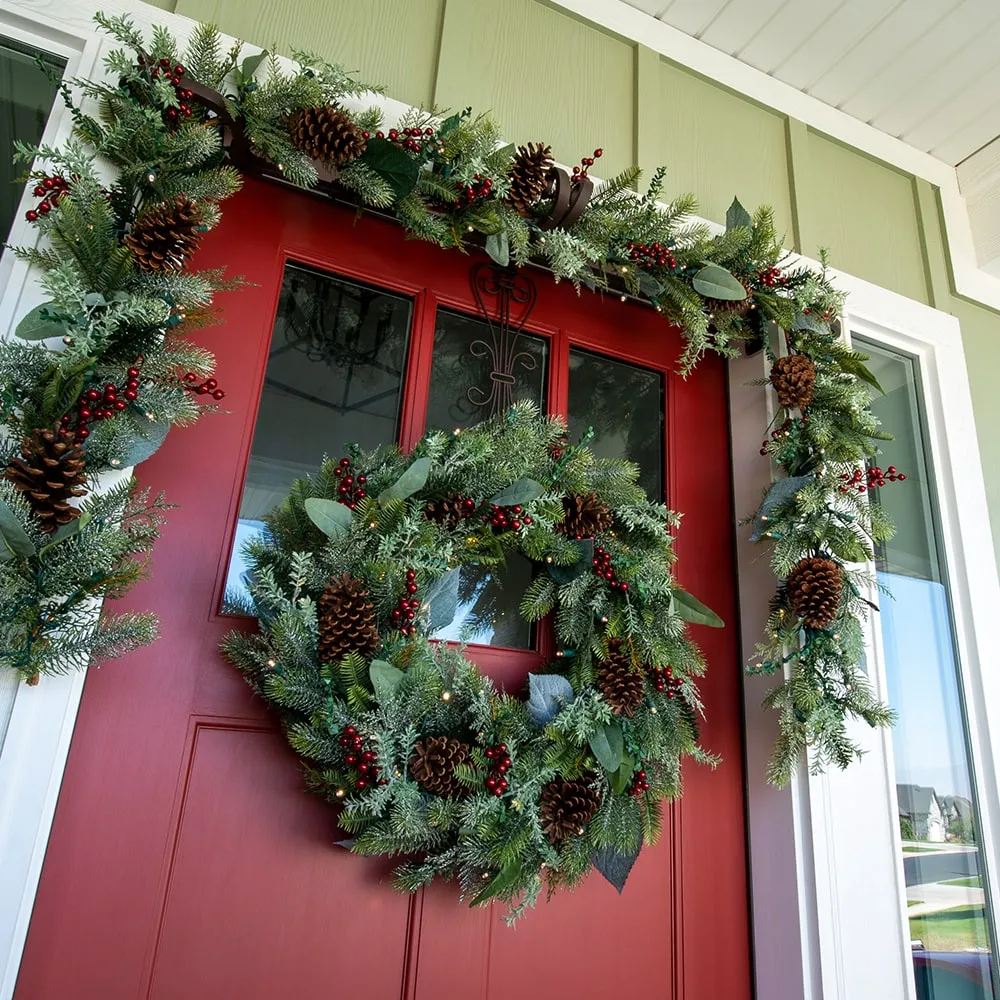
[{"xmin": 621, "ymin": 0, "xmax": 1000, "ymax": 166}]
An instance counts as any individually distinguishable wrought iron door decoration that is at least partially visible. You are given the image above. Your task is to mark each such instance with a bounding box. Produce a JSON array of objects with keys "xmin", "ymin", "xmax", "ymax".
[{"xmin": 467, "ymin": 263, "xmax": 539, "ymax": 416}]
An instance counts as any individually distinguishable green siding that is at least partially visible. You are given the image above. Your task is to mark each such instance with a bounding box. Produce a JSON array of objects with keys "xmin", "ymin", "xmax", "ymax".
[{"xmin": 174, "ymin": 0, "xmax": 445, "ymax": 109}]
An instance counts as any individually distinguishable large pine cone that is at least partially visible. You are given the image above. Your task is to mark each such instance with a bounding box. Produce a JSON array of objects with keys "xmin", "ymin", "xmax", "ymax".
[
  {"xmin": 556, "ymin": 493, "xmax": 612, "ymax": 540},
  {"xmin": 505, "ymin": 142, "xmax": 554, "ymax": 216},
  {"xmin": 5, "ymin": 428, "xmax": 87, "ymax": 533},
  {"xmin": 770, "ymin": 355, "xmax": 816, "ymax": 410},
  {"xmin": 595, "ymin": 640, "xmax": 645, "ymax": 717},
  {"xmin": 705, "ymin": 277, "xmax": 754, "ymax": 318},
  {"xmin": 317, "ymin": 574, "xmax": 378, "ymax": 663},
  {"xmin": 786, "ymin": 556, "xmax": 842, "ymax": 629},
  {"xmin": 539, "ymin": 774, "xmax": 601, "ymax": 844},
  {"xmin": 125, "ymin": 195, "xmax": 202, "ymax": 272},
  {"xmin": 409, "ymin": 735, "xmax": 472, "ymax": 797},
  {"xmin": 288, "ymin": 105, "xmax": 367, "ymax": 167},
  {"xmin": 423, "ymin": 493, "xmax": 474, "ymax": 530}
]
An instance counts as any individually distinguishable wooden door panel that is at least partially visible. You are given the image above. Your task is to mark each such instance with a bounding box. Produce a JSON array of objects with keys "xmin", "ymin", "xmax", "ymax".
[{"xmin": 16, "ymin": 179, "xmax": 751, "ymax": 1000}]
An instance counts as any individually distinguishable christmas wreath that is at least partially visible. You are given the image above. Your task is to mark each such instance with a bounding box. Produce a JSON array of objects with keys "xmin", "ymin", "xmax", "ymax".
[{"xmin": 222, "ymin": 402, "xmax": 720, "ymax": 917}]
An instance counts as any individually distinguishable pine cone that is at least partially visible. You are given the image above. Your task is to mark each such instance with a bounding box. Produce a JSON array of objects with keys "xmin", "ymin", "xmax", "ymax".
[
  {"xmin": 595, "ymin": 640, "xmax": 645, "ymax": 717},
  {"xmin": 705, "ymin": 277, "xmax": 754, "ymax": 318},
  {"xmin": 423, "ymin": 493, "xmax": 473, "ymax": 530},
  {"xmin": 5, "ymin": 428, "xmax": 87, "ymax": 533},
  {"xmin": 409, "ymin": 735, "xmax": 472, "ymax": 797},
  {"xmin": 505, "ymin": 142, "xmax": 554, "ymax": 215},
  {"xmin": 770, "ymin": 355, "xmax": 816, "ymax": 410},
  {"xmin": 539, "ymin": 774, "xmax": 601, "ymax": 844},
  {"xmin": 317, "ymin": 574, "xmax": 378, "ymax": 663},
  {"xmin": 125, "ymin": 196, "xmax": 202, "ymax": 272},
  {"xmin": 556, "ymin": 493, "xmax": 612, "ymax": 540},
  {"xmin": 287, "ymin": 105, "xmax": 367, "ymax": 167},
  {"xmin": 786, "ymin": 556, "xmax": 842, "ymax": 629}
]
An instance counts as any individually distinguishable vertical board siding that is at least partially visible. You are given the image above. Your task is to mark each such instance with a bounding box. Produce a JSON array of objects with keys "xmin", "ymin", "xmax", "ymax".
[
  {"xmin": 433, "ymin": 0, "xmax": 635, "ymax": 180},
  {"xmin": 655, "ymin": 59, "xmax": 794, "ymax": 238},
  {"xmin": 805, "ymin": 131, "xmax": 929, "ymax": 304},
  {"xmin": 174, "ymin": 0, "xmax": 446, "ymax": 109}
]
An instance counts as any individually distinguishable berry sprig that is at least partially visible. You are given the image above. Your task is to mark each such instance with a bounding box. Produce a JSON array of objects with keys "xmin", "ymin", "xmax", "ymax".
[
  {"xmin": 391, "ymin": 568, "xmax": 419, "ymax": 637},
  {"xmin": 332, "ymin": 456, "xmax": 367, "ymax": 509},
  {"xmin": 138, "ymin": 55, "xmax": 195, "ymax": 126},
  {"xmin": 375, "ymin": 125, "xmax": 437, "ymax": 155},
  {"xmin": 25, "ymin": 174, "xmax": 69, "ymax": 222},
  {"xmin": 757, "ymin": 267, "xmax": 786, "ymax": 288},
  {"xmin": 758, "ymin": 417, "xmax": 805, "ymax": 456},
  {"xmin": 453, "ymin": 172, "xmax": 493, "ymax": 207},
  {"xmin": 839, "ymin": 464, "xmax": 906, "ymax": 494},
  {"xmin": 625, "ymin": 240, "xmax": 678, "ymax": 272},
  {"xmin": 571, "ymin": 147, "xmax": 603, "ymax": 180},
  {"xmin": 488, "ymin": 504, "xmax": 530, "ymax": 532},
  {"xmin": 483, "ymin": 742, "xmax": 510, "ymax": 797},
  {"xmin": 629, "ymin": 767, "xmax": 651, "ymax": 797},
  {"xmin": 337, "ymin": 725, "xmax": 384, "ymax": 791},
  {"xmin": 60, "ymin": 360, "xmax": 145, "ymax": 443},
  {"xmin": 593, "ymin": 544, "xmax": 628, "ymax": 592},
  {"xmin": 182, "ymin": 371, "xmax": 226, "ymax": 401},
  {"xmin": 648, "ymin": 664, "xmax": 682, "ymax": 698}
]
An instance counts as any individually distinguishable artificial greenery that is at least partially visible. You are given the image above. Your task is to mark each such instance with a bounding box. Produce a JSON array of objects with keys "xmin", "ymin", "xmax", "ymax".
[
  {"xmin": 222, "ymin": 401, "xmax": 720, "ymax": 918},
  {"xmin": 1, "ymin": 14, "xmax": 895, "ymax": 790}
]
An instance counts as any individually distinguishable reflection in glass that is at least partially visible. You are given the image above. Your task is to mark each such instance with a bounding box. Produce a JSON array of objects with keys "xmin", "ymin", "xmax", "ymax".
[
  {"xmin": 567, "ymin": 348, "xmax": 665, "ymax": 500},
  {"xmin": 224, "ymin": 264, "xmax": 412, "ymax": 608},
  {"xmin": 425, "ymin": 309, "xmax": 547, "ymax": 432},
  {"xmin": 859, "ymin": 338, "xmax": 997, "ymax": 1000}
]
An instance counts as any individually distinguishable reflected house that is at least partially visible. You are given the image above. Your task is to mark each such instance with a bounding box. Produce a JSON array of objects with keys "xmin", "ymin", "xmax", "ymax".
[{"xmin": 897, "ymin": 784, "xmax": 947, "ymax": 843}]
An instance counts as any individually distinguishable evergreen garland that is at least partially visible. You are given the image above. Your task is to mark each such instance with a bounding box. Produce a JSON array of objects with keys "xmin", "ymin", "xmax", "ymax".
[{"xmin": 1, "ymin": 15, "xmax": 897, "ymax": 794}]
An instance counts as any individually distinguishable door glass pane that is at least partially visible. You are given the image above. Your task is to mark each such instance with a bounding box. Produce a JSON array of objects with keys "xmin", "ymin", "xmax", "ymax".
[
  {"xmin": 425, "ymin": 308, "xmax": 547, "ymax": 649},
  {"xmin": 858, "ymin": 338, "xmax": 997, "ymax": 1000},
  {"xmin": 224, "ymin": 263, "xmax": 412, "ymax": 609},
  {"xmin": 1, "ymin": 37, "xmax": 64, "ymax": 243},
  {"xmin": 568, "ymin": 348, "xmax": 665, "ymax": 500}
]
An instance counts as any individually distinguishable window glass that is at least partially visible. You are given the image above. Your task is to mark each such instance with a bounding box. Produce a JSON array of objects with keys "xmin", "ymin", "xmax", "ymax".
[
  {"xmin": 224, "ymin": 263, "xmax": 412, "ymax": 608},
  {"xmin": 0, "ymin": 37, "xmax": 64, "ymax": 242},
  {"xmin": 858, "ymin": 338, "xmax": 997, "ymax": 1000}
]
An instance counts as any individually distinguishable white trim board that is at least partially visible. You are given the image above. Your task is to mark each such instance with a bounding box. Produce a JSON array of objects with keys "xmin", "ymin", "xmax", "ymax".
[{"xmin": 550, "ymin": 0, "xmax": 1000, "ymax": 314}]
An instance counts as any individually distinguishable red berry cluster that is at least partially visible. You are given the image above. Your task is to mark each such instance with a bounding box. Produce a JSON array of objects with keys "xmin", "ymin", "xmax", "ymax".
[
  {"xmin": 839, "ymin": 464, "xmax": 906, "ymax": 494},
  {"xmin": 630, "ymin": 767, "xmax": 651, "ymax": 797},
  {"xmin": 25, "ymin": 174, "xmax": 69, "ymax": 222},
  {"xmin": 757, "ymin": 267, "xmax": 786, "ymax": 288},
  {"xmin": 648, "ymin": 664, "xmax": 682, "ymax": 699},
  {"xmin": 392, "ymin": 568, "xmax": 419, "ymax": 637},
  {"xmin": 182, "ymin": 371, "xmax": 226, "ymax": 401},
  {"xmin": 488, "ymin": 504, "xmax": 530, "ymax": 532},
  {"xmin": 571, "ymin": 147, "xmax": 603, "ymax": 180},
  {"xmin": 453, "ymin": 172, "xmax": 493, "ymax": 207},
  {"xmin": 338, "ymin": 725, "xmax": 385, "ymax": 790},
  {"xmin": 625, "ymin": 240, "xmax": 678, "ymax": 272},
  {"xmin": 139, "ymin": 56, "xmax": 194, "ymax": 125},
  {"xmin": 483, "ymin": 742, "xmax": 510, "ymax": 797},
  {"xmin": 60, "ymin": 361, "xmax": 144, "ymax": 443},
  {"xmin": 333, "ymin": 456, "xmax": 367, "ymax": 510},
  {"xmin": 376, "ymin": 125, "xmax": 436, "ymax": 155},
  {"xmin": 593, "ymin": 545, "xmax": 628, "ymax": 592},
  {"xmin": 758, "ymin": 418, "xmax": 799, "ymax": 456}
]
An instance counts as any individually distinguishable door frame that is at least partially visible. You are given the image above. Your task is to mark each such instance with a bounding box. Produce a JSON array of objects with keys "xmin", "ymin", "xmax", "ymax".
[{"xmin": 1, "ymin": 4, "xmax": 999, "ymax": 1000}]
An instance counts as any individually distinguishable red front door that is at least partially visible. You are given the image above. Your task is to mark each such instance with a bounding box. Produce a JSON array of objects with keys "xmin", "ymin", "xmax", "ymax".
[{"xmin": 16, "ymin": 179, "xmax": 751, "ymax": 1000}]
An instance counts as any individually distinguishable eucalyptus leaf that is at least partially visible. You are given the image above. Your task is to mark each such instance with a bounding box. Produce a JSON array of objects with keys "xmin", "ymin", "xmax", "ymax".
[
  {"xmin": 489, "ymin": 478, "xmax": 543, "ymax": 507},
  {"xmin": 0, "ymin": 499, "xmax": 36, "ymax": 559},
  {"xmin": 485, "ymin": 231, "xmax": 509, "ymax": 267},
  {"xmin": 304, "ymin": 497, "xmax": 352, "ymax": 537},
  {"xmin": 638, "ymin": 273, "xmax": 664, "ymax": 298},
  {"xmin": 15, "ymin": 302, "xmax": 64, "ymax": 341},
  {"xmin": 726, "ymin": 197, "xmax": 752, "ymax": 232},
  {"xmin": 471, "ymin": 860, "xmax": 521, "ymax": 907},
  {"xmin": 526, "ymin": 672, "xmax": 574, "ymax": 726},
  {"xmin": 83, "ymin": 292, "xmax": 106, "ymax": 308},
  {"xmin": 240, "ymin": 50, "xmax": 268, "ymax": 80},
  {"xmin": 358, "ymin": 137, "xmax": 420, "ymax": 200},
  {"xmin": 424, "ymin": 568, "xmax": 460, "ymax": 632},
  {"xmin": 610, "ymin": 750, "xmax": 636, "ymax": 795},
  {"xmin": 839, "ymin": 355, "xmax": 885, "ymax": 395},
  {"xmin": 791, "ymin": 310, "xmax": 827, "ymax": 335},
  {"xmin": 588, "ymin": 723, "xmax": 624, "ymax": 774},
  {"xmin": 39, "ymin": 511, "xmax": 92, "ymax": 556},
  {"xmin": 592, "ymin": 843, "xmax": 641, "ymax": 894},
  {"xmin": 692, "ymin": 264, "xmax": 747, "ymax": 301},
  {"xmin": 369, "ymin": 659, "xmax": 405, "ymax": 701},
  {"xmin": 116, "ymin": 416, "xmax": 170, "ymax": 467},
  {"xmin": 749, "ymin": 475, "xmax": 813, "ymax": 542},
  {"xmin": 671, "ymin": 588, "xmax": 724, "ymax": 628},
  {"xmin": 548, "ymin": 538, "xmax": 593, "ymax": 584},
  {"xmin": 379, "ymin": 457, "xmax": 431, "ymax": 504},
  {"xmin": 333, "ymin": 837, "xmax": 356, "ymax": 850}
]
